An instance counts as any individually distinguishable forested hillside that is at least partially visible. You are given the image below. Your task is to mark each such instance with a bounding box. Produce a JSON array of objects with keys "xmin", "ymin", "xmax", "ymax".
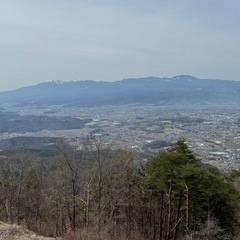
[{"xmin": 0, "ymin": 139, "xmax": 240, "ymax": 240}]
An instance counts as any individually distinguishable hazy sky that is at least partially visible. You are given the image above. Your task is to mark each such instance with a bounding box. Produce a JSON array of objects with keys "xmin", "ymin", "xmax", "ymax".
[{"xmin": 0, "ymin": 0, "xmax": 240, "ymax": 91}]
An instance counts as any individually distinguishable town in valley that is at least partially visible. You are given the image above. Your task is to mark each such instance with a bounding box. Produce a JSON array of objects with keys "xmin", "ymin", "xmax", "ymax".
[{"xmin": 1, "ymin": 103, "xmax": 240, "ymax": 171}]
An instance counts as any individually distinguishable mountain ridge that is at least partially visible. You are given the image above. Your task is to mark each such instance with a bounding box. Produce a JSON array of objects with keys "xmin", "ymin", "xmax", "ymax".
[{"xmin": 0, "ymin": 75, "xmax": 240, "ymax": 107}]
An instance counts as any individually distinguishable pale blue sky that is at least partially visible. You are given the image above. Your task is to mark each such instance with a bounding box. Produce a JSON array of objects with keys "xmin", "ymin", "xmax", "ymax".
[{"xmin": 0, "ymin": 0, "xmax": 240, "ymax": 91}]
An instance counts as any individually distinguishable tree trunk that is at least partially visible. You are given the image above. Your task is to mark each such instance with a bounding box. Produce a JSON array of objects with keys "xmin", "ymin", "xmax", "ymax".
[
  {"xmin": 173, "ymin": 192, "xmax": 183, "ymax": 240},
  {"xmin": 166, "ymin": 186, "xmax": 172, "ymax": 240}
]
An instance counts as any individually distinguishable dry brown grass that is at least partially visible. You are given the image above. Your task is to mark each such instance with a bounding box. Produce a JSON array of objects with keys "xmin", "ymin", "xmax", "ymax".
[
  {"xmin": 0, "ymin": 221, "xmax": 58, "ymax": 240},
  {"xmin": 62, "ymin": 226, "xmax": 144, "ymax": 240}
]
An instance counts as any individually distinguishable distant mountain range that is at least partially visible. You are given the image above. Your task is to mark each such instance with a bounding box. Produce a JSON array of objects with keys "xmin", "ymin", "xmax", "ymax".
[{"xmin": 1, "ymin": 75, "xmax": 240, "ymax": 107}]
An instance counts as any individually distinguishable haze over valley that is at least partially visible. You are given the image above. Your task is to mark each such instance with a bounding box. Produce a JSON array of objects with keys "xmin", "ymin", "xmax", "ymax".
[{"xmin": 1, "ymin": 75, "xmax": 240, "ymax": 170}]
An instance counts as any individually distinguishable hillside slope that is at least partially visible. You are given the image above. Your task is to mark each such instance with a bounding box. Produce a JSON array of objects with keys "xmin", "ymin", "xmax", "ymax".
[{"xmin": 0, "ymin": 221, "xmax": 57, "ymax": 240}]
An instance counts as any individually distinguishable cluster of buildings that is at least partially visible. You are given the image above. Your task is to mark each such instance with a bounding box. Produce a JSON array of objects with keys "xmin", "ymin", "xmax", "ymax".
[{"xmin": 4, "ymin": 104, "xmax": 240, "ymax": 170}]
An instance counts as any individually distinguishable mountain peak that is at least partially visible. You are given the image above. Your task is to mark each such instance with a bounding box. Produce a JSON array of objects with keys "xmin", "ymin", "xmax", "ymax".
[
  {"xmin": 45, "ymin": 80, "xmax": 80, "ymax": 84},
  {"xmin": 172, "ymin": 75, "xmax": 199, "ymax": 81}
]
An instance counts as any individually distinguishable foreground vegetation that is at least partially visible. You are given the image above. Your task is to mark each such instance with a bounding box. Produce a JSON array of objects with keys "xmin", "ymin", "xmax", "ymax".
[{"xmin": 0, "ymin": 138, "xmax": 240, "ymax": 239}]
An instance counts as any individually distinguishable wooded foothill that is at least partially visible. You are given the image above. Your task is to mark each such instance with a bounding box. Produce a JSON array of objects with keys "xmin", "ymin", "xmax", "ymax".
[{"xmin": 0, "ymin": 138, "xmax": 239, "ymax": 240}]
